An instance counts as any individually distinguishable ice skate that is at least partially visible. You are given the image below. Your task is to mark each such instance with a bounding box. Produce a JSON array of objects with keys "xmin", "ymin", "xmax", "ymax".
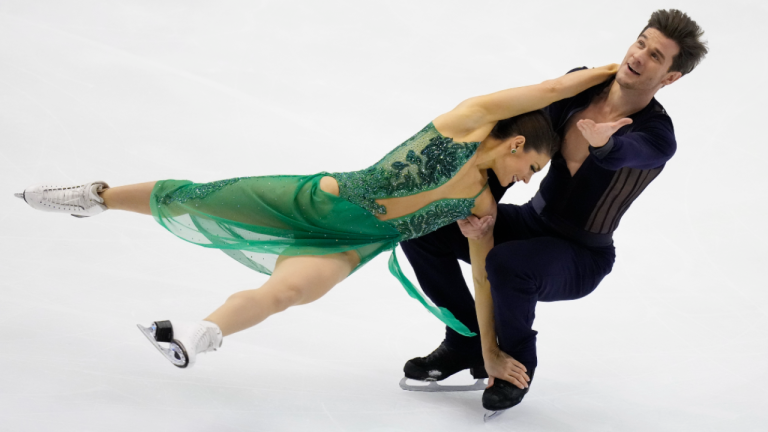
[
  {"xmin": 482, "ymin": 372, "xmax": 534, "ymax": 422},
  {"xmin": 137, "ymin": 320, "xmax": 222, "ymax": 368},
  {"xmin": 14, "ymin": 181, "xmax": 110, "ymax": 217},
  {"xmin": 399, "ymin": 342, "xmax": 487, "ymax": 392},
  {"xmin": 483, "ymin": 409, "xmax": 507, "ymax": 422}
]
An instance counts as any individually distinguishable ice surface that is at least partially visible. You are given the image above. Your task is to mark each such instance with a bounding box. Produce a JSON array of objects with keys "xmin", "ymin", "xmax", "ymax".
[{"xmin": 1, "ymin": 1, "xmax": 766, "ymax": 431}]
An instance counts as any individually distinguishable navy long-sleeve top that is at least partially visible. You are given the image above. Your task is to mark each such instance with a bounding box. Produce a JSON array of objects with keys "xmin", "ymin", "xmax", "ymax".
[{"xmin": 490, "ymin": 68, "xmax": 677, "ymax": 247}]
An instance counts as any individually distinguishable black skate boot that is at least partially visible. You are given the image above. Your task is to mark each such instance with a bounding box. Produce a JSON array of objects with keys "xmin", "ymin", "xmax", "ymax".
[
  {"xmin": 482, "ymin": 369, "xmax": 535, "ymax": 422},
  {"xmin": 400, "ymin": 341, "xmax": 487, "ymax": 392}
]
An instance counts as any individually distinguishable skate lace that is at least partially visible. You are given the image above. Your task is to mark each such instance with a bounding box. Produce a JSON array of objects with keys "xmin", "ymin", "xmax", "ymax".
[
  {"xmin": 425, "ymin": 345, "xmax": 448, "ymax": 362},
  {"xmin": 44, "ymin": 185, "xmax": 92, "ymax": 210},
  {"xmin": 424, "ymin": 344, "xmax": 475, "ymax": 367},
  {"xmin": 194, "ymin": 326, "xmax": 219, "ymax": 354}
]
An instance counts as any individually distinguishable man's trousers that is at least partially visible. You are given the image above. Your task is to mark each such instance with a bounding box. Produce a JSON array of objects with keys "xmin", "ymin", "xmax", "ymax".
[{"xmin": 400, "ymin": 202, "xmax": 616, "ymax": 372}]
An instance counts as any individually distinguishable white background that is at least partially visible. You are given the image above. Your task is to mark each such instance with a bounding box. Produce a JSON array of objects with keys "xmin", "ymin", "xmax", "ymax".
[{"xmin": 1, "ymin": 1, "xmax": 766, "ymax": 431}]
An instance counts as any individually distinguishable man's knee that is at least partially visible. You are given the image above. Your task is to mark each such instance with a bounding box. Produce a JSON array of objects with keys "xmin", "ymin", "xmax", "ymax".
[{"xmin": 486, "ymin": 243, "xmax": 539, "ymax": 297}]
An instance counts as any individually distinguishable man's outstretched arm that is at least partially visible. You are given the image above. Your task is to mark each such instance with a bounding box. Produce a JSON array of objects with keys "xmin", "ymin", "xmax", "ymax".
[{"xmin": 578, "ymin": 116, "xmax": 677, "ymax": 170}]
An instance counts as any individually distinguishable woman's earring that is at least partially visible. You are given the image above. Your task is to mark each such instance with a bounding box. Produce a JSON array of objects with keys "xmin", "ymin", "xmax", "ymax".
[{"xmin": 511, "ymin": 149, "xmax": 517, "ymax": 154}]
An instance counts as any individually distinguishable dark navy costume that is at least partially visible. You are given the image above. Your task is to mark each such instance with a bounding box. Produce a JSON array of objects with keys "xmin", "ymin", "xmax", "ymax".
[{"xmin": 401, "ymin": 69, "xmax": 677, "ymax": 374}]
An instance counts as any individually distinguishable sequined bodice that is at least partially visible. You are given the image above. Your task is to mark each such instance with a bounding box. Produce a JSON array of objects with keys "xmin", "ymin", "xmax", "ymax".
[{"xmin": 331, "ymin": 123, "xmax": 482, "ymax": 241}]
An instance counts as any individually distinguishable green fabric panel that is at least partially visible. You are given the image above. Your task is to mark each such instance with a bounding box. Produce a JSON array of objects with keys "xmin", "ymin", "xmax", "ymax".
[
  {"xmin": 150, "ymin": 172, "xmax": 475, "ymax": 336},
  {"xmin": 150, "ymin": 174, "xmax": 399, "ymax": 257},
  {"xmin": 387, "ymin": 246, "xmax": 477, "ymax": 337}
]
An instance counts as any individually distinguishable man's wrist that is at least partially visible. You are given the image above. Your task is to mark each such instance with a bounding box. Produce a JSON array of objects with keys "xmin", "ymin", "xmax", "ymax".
[{"xmin": 589, "ymin": 136, "xmax": 615, "ymax": 158}]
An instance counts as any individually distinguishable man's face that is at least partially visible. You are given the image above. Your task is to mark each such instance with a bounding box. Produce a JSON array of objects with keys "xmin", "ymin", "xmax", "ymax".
[{"xmin": 616, "ymin": 27, "xmax": 682, "ymax": 91}]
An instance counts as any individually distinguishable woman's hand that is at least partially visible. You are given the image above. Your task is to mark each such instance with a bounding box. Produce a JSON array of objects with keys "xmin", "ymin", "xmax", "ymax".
[{"xmin": 484, "ymin": 346, "xmax": 530, "ymax": 390}]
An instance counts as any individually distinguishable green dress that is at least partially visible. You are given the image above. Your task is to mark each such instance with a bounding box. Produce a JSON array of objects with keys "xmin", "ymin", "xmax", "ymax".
[{"xmin": 150, "ymin": 123, "xmax": 485, "ymax": 336}]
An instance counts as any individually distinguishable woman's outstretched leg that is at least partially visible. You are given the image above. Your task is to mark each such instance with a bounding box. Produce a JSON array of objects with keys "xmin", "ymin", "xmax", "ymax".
[
  {"xmin": 139, "ymin": 250, "xmax": 360, "ymax": 368},
  {"xmin": 16, "ymin": 180, "xmax": 156, "ymax": 217},
  {"xmin": 100, "ymin": 181, "xmax": 156, "ymax": 215},
  {"xmin": 206, "ymin": 250, "xmax": 360, "ymax": 336}
]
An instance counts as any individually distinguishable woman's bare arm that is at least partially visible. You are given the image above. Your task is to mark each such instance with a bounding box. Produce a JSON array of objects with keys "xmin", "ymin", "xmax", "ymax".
[
  {"xmin": 465, "ymin": 189, "xmax": 530, "ymax": 389},
  {"xmin": 434, "ymin": 64, "xmax": 618, "ymax": 140}
]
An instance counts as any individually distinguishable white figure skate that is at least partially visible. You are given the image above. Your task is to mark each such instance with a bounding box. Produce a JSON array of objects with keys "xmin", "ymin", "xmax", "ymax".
[
  {"xmin": 137, "ymin": 320, "xmax": 223, "ymax": 368},
  {"xmin": 14, "ymin": 181, "xmax": 110, "ymax": 217}
]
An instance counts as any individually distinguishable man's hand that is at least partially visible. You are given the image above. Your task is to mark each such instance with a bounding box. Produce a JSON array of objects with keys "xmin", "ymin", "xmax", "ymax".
[
  {"xmin": 484, "ymin": 347, "xmax": 530, "ymax": 390},
  {"xmin": 577, "ymin": 117, "xmax": 633, "ymax": 148},
  {"xmin": 457, "ymin": 214, "xmax": 494, "ymax": 240},
  {"xmin": 459, "ymin": 188, "xmax": 497, "ymax": 240}
]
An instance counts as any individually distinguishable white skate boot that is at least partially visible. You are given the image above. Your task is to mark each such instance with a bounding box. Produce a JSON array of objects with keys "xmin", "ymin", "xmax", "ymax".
[
  {"xmin": 14, "ymin": 181, "xmax": 110, "ymax": 217},
  {"xmin": 137, "ymin": 320, "xmax": 223, "ymax": 368}
]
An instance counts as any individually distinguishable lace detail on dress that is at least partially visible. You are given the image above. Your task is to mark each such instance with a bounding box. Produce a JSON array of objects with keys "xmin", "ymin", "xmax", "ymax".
[
  {"xmin": 158, "ymin": 177, "xmax": 246, "ymax": 205},
  {"xmin": 331, "ymin": 123, "xmax": 479, "ymax": 216},
  {"xmin": 387, "ymin": 197, "xmax": 476, "ymax": 241}
]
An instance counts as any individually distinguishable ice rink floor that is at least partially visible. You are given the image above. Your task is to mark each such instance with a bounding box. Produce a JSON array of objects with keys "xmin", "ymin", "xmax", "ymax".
[{"xmin": 1, "ymin": 1, "xmax": 767, "ymax": 431}]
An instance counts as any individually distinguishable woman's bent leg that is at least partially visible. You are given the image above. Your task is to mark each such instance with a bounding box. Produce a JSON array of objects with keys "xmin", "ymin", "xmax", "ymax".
[
  {"xmin": 100, "ymin": 181, "xmax": 156, "ymax": 215},
  {"xmin": 205, "ymin": 250, "xmax": 360, "ymax": 336}
]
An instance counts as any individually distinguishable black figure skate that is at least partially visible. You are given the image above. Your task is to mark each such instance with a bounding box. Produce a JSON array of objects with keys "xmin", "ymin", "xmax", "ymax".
[
  {"xmin": 482, "ymin": 370, "xmax": 534, "ymax": 422},
  {"xmin": 400, "ymin": 342, "xmax": 487, "ymax": 392}
]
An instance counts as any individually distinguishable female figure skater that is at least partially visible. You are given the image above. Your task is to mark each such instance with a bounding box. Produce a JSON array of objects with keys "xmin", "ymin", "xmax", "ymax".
[{"xmin": 15, "ymin": 64, "xmax": 618, "ymax": 378}]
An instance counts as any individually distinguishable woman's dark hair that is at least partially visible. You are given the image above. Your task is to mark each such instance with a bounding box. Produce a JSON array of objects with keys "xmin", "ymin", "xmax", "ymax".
[
  {"xmin": 490, "ymin": 109, "xmax": 559, "ymax": 157},
  {"xmin": 642, "ymin": 9, "xmax": 708, "ymax": 76}
]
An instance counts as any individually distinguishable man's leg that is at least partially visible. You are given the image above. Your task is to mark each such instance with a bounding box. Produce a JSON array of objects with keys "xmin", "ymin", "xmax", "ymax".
[
  {"xmin": 480, "ymin": 236, "xmax": 614, "ymax": 410},
  {"xmin": 399, "ymin": 224, "xmax": 490, "ymax": 383},
  {"xmin": 486, "ymin": 237, "xmax": 615, "ymax": 374},
  {"xmin": 399, "ymin": 204, "xmax": 538, "ymax": 383},
  {"xmin": 400, "ymin": 223, "xmax": 480, "ymax": 354}
]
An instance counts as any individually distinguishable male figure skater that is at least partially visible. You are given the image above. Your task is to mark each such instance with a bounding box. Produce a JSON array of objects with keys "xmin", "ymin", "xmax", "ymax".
[{"xmin": 400, "ymin": 9, "xmax": 708, "ymax": 413}]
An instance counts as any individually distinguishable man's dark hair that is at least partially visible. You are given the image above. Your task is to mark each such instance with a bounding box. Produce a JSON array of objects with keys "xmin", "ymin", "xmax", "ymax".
[
  {"xmin": 641, "ymin": 9, "xmax": 708, "ymax": 76},
  {"xmin": 491, "ymin": 110, "xmax": 560, "ymax": 157}
]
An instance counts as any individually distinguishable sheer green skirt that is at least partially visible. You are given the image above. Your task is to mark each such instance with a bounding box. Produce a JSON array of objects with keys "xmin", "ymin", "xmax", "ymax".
[{"xmin": 150, "ymin": 173, "xmax": 475, "ymax": 336}]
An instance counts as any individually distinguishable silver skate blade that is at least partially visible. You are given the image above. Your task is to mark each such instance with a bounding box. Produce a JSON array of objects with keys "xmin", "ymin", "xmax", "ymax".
[
  {"xmin": 484, "ymin": 410, "xmax": 507, "ymax": 422},
  {"xmin": 14, "ymin": 192, "xmax": 24, "ymax": 199},
  {"xmin": 71, "ymin": 214, "xmax": 90, "ymax": 218},
  {"xmin": 399, "ymin": 377, "xmax": 486, "ymax": 392},
  {"xmin": 137, "ymin": 324, "xmax": 187, "ymax": 367}
]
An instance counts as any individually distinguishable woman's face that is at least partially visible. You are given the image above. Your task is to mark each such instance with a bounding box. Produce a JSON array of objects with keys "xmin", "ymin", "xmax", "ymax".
[{"xmin": 494, "ymin": 137, "xmax": 551, "ymax": 187}]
